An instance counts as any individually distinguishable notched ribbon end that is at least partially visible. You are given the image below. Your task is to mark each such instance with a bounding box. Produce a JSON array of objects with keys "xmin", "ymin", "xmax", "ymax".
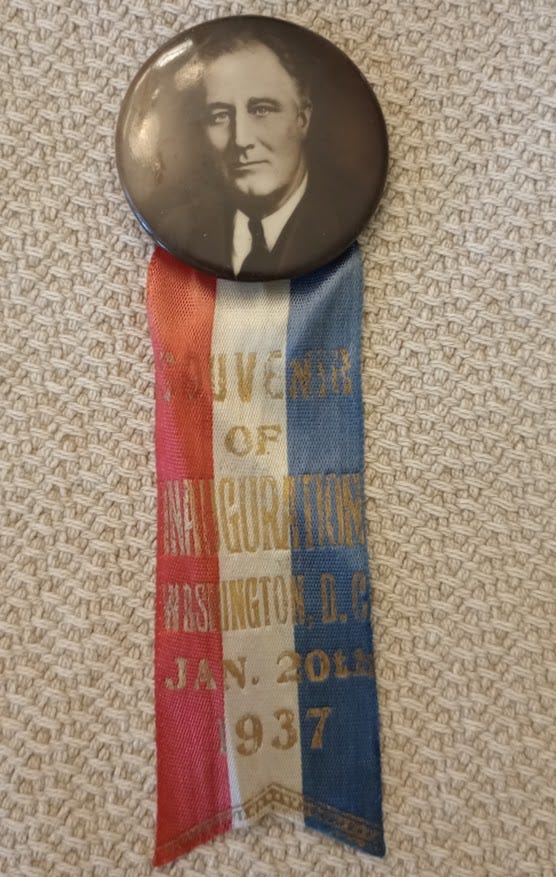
[{"xmin": 154, "ymin": 785, "xmax": 385, "ymax": 866}]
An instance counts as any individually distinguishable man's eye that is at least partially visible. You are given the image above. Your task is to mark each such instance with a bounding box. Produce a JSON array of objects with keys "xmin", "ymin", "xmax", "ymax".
[
  {"xmin": 208, "ymin": 111, "xmax": 230, "ymax": 125},
  {"xmin": 252, "ymin": 105, "xmax": 273, "ymax": 117}
]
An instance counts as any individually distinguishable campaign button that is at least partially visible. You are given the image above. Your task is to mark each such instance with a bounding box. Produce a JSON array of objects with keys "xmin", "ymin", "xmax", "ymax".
[{"xmin": 116, "ymin": 16, "xmax": 388, "ymax": 281}]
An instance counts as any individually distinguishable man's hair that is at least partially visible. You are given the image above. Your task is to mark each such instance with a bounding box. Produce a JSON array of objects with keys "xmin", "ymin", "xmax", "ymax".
[{"xmin": 193, "ymin": 19, "xmax": 312, "ymax": 103}]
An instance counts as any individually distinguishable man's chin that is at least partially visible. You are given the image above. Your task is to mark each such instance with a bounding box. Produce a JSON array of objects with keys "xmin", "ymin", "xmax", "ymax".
[
  {"xmin": 228, "ymin": 182, "xmax": 287, "ymax": 216},
  {"xmin": 232, "ymin": 181, "xmax": 275, "ymax": 200}
]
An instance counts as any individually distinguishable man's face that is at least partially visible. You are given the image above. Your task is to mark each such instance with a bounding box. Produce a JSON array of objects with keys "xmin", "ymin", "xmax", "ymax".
[{"xmin": 202, "ymin": 43, "xmax": 311, "ymax": 211}]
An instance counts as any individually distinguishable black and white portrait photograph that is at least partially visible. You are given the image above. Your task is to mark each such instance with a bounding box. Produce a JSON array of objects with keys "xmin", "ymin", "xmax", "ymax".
[{"xmin": 117, "ymin": 16, "xmax": 388, "ymax": 280}]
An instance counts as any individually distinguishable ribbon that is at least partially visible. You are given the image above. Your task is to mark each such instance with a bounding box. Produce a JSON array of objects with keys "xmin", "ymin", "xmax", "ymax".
[{"xmin": 147, "ymin": 244, "xmax": 384, "ymax": 866}]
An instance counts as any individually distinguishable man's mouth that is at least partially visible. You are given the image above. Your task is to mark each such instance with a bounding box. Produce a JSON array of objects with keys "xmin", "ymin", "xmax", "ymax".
[{"xmin": 230, "ymin": 160, "xmax": 267, "ymax": 172}]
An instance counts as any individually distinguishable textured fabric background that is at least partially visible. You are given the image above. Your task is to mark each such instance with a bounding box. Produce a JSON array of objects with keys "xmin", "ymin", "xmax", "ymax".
[{"xmin": 1, "ymin": 1, "xmax": 554, "ymax": 875}]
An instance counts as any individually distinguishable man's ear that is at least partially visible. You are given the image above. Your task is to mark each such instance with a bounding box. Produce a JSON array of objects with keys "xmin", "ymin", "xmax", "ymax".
[{"xmin": 298, "ymin": 99, "xmax": 312, "ymax": 137}]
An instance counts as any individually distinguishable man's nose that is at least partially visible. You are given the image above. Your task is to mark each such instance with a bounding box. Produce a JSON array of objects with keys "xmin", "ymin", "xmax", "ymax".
[{"xmin": 232, "ymin": 108, "xmax": 256, "ymax": 150}]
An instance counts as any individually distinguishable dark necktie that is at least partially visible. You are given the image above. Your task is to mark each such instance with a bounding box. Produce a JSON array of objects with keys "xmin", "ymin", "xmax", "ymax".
[{"xmin": 240, "ymin": 217, "xmax": 270, "ymax": 275}]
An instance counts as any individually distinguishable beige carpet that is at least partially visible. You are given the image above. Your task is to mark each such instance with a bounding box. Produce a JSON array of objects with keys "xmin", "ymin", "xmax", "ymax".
[{"xmin": 1, "ymin": 1, "xmax": 554, "ymax": 875}]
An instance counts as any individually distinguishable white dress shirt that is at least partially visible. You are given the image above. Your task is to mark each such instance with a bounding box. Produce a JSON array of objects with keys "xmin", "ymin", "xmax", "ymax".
[{"xmin": 232, "ymin": 174, "xmax": 309, "ymax": 275}]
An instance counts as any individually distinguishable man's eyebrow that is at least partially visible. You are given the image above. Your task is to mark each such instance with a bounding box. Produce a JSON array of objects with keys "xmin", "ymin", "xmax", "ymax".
[
  {"xmin": 247, "ymin": 97, "xmax": 282, "ymax": 110},
  {"xmin": 206, "ymin": 101, "xmax": 234, "ymax": 111}
]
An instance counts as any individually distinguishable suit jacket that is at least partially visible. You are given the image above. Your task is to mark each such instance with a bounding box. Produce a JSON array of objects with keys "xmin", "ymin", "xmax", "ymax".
[{"xmin": 161, "ymin": 172, "xmax": 357, "ymax": 281}]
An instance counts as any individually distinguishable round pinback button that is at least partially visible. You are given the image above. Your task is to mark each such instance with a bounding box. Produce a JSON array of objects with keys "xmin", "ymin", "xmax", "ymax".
[{"xmin": 116, "ymin": 15, "xmax": 388, "ymax": 281}]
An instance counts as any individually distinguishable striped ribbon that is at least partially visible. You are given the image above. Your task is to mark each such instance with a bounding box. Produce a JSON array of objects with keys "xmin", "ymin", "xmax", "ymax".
[{"xmin": 147, "ymin": 245, "xmax": 384, "ymax": 866}]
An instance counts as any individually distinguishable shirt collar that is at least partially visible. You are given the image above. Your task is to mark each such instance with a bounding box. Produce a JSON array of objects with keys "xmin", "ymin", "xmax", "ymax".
[
  {"xmin": 258, "ymin": 172, "xmax": 308, "ymax": 251},
  {"xmin": 232, "ymin": 173, "xmax": 308, "ymax": 274}
]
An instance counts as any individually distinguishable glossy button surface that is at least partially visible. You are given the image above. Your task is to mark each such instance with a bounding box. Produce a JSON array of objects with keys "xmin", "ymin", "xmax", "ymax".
[{"xmin": 116, "ymin": 15, "xmax": 388, "ymax": 281}]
